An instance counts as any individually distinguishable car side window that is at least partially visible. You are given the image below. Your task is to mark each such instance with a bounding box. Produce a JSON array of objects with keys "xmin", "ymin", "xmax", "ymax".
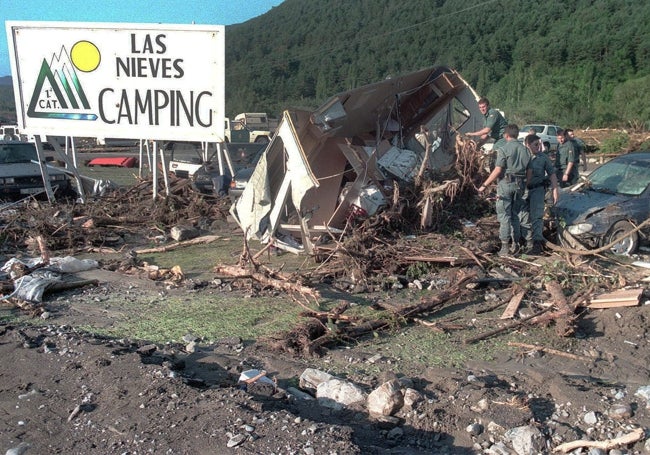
[{"xmin": 548, "ymin": 126, "xmax": 556, "ymax": 136}]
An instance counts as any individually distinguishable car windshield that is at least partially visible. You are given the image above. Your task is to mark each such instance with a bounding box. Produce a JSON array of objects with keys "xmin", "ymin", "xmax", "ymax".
[
  {"xmin": 587, "ymin": 156, "xmax": 650, "ymax": 196},
  {"xmin": 0, "ymin": 143, "xmax": 38, "ymax": 164}
]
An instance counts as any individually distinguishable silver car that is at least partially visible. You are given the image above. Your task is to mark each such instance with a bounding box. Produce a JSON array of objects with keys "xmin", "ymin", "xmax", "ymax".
[
  {"xmin": 517, "ymin": 124, "xmax": 563, "ymax": 151},
  {"xmin": 0, "ymin": 140, "xmax": 74, "ymax": 200}
]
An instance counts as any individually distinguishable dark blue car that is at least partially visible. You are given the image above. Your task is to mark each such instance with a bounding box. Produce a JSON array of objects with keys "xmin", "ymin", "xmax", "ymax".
[{"xmin": 552, "ymin": 151, "xmax": 650, "ymax": 255}]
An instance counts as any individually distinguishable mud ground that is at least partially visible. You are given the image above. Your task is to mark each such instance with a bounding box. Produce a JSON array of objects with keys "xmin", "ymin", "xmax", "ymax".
[{"xmin": 1, "ymin": 217, "xmax": 649, "ymax": 454}]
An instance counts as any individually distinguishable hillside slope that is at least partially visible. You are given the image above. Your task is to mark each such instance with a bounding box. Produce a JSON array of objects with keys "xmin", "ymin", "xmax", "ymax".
[{"xmin": 225, "ymin": 0, "xmax": 650, "ymax": 129}]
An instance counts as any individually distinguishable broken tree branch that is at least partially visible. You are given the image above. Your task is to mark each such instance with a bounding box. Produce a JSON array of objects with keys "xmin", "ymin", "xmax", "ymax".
[
  {"xmin": 215, "ymin": 264, "xmax": 321, "ymax": 300},
  {"xmin": 414, "ymin": 318, "xmax": 465, "ymax": 333},
  {"xmin": 552, "ymin": 427, "xmax": 644, "ymax": 453},
  {"xmin": 463, "ymin": 307, "xmax": 552, "ymax": 344},
  {"xmin": 459, "ymin": 245, "xmax": 484, "ymax": 271},
  {"xmin": 135, "ymin": 235, "xmax": 221, "ymax": 254},
  {"xmin": 532, "ymin": 281, "xmax": 575, "ymax": 337},
  {"xmin": 507, "ymin": 342, "xmax": 592, "ymax": 362}
]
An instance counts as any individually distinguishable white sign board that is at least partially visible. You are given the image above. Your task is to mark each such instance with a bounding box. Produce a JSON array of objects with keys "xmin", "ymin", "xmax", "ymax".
[{"xmin": 6, "ymin": 21, "xmax": 225, "ymax": 142}]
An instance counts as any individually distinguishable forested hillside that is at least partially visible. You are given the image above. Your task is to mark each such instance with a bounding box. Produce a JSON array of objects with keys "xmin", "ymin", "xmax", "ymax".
[
  {"xmin": 2, "ymin": 1, "xmax": 648, "ymax": 129},
  {"xmin": 226, "ymin": 0, "xmax": 650, "ymax": 129}
]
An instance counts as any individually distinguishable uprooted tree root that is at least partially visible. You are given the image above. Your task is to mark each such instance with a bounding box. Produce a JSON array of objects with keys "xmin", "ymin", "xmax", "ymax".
[
  {"xmin": 259, "ymin": 271, "xmax": 477, "ymax": 356},
  {"xmin": 261, "ymin": 318, "xmax": 328, "ymax": 357}
]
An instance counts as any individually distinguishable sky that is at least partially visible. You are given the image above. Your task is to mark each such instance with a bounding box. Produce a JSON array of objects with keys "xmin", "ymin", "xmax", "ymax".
[{"xmin": 1, "ymin": 0, "xmax": 284, "ymax": 77}]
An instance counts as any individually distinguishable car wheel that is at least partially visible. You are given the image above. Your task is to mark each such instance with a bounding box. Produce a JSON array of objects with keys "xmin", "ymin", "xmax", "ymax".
[
  {"xmin": 254, "ymin": 136, "xmax": 270, "ymax": 144},
  {"xmin": 604, "ymin": 220, "xmax": 639, "ymax": 255}
]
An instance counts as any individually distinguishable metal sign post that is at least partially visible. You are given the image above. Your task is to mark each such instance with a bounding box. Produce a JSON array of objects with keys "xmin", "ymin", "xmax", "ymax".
[
  {"xmin": 32, "ymin": 136, "xmax": 56, "ymax": 203},
  {"xmin": 48, "ymin": 137, "xmax": 86, "ymax": 202}
]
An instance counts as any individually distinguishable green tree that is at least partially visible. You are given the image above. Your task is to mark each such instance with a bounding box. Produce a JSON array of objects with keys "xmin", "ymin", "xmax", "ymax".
[{"xmin": 609, "ymin": 76, "xmax": 650, "ymax": 130}]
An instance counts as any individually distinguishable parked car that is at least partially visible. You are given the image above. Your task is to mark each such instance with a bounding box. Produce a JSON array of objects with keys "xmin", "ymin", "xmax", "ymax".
[
  {"xmin": 517, "ymin": 124, "xmax": 562, "ymax": 151},
  {"xmin": 229, "ymin": 149, "xmax": 264, "ymax": 203},
  {"xmin": 551, "ymin": 151, "xmax": 650, "ymax": 255},
  {"xmin": 229, "ymin": 166, "xmax": 256, "ymax": 203},
  {"xmin": 191, "ymin": 165, "xmax": 231, "ymax": 196},
  {"xmin": 0, "ymin": 125, "xmax": 20, "ymax": 141},
  {"xmin": 0, "ymin": 125, "xmax": 68, "ymax": 149},
  {"xmin": 0, "ymin": 140, "xmax": 74, "ymax": 200}
]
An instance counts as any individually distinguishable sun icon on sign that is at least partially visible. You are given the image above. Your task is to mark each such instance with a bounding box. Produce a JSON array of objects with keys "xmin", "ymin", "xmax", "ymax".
[{"xmin": 70, "ymin": 40, "xmax": 101, "ymax": 72}]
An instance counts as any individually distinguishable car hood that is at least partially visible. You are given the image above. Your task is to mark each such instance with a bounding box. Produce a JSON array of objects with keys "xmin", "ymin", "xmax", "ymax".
[{"xmin": 552, "ymin": 189, "xmax": 630, "ymax": 224}]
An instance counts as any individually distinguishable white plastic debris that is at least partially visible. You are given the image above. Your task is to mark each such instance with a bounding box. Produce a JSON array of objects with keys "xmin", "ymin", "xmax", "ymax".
[
  {"xmin": 48, "ymin": 256, "xmax": 99, "ymax": 273},
  {"xmin": 238, "ymin": 369, "xmax": 275, "ymax": 386}
]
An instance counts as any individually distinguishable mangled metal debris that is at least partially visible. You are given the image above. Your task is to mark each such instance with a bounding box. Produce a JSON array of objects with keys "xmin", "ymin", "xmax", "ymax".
[{"xmin": 230, "ymin": 65, "xmax": 483, "ymax": 254}]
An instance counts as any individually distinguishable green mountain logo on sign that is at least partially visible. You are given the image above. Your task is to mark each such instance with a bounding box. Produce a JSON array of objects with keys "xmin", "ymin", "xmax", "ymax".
[{"xmin": 27, "ymin": 41, "xmax": 99, "ymax": 121}]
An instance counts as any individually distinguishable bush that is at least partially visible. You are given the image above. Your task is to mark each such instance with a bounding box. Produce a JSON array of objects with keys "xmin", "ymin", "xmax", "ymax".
[{"xmin": 598, "ymin": 131, "xmax": 629, "ymax": 154}]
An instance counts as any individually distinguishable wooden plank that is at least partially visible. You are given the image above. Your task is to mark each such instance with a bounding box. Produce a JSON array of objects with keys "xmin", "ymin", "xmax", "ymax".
[
  {"xmin": 588, "ymin": 288, "xmax": 642, "ymax": 309},
  {"xmin": 500, "ymin": 291, "xmax": 526, "ymax": 319},
  {"xmin": 588, "ymin": 300, "xmax": 640, "ymax": 309},
  {"xmin": 593, "ymin": 288, "xmax": 643, "ymax": 299}
]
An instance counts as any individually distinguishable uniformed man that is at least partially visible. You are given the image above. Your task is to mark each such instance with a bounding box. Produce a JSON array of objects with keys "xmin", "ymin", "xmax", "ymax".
[
  {"xmin": 478, "ymin": 124, "xmax": 531, "ymax": 257},
  {"xmin": 525, "ymin": 134, "xmax": 560, "ymax": 255},
  {"xmin": 555, "ymin": 129, "xmax": 580, "ymax": 187},
  {"xmin": 466, "ymin": 97, "xmax": 508, "ymax": 148},
  {"xmin": 566, "ymin": 128, "xmax": 587, "ymax": 171}
]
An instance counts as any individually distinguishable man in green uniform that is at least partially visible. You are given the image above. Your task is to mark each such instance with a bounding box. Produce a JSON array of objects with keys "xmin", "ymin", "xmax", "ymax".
[
  {"xmin": 467, "ymin": 97, "xmax": 508, "ymax": 172},
  {"xmin": 555, "ymin": 129, "xmax": 580, "ymax": 187},
  {"xmin": 466, "ymin": 97, "xmax": 508, "ymax": 148},
  {"xmin": 525, "ymin": 134, "xmax": 560, "ymax": 254},
  {"xmin": 478, "ymin": 124, "xmax": 530, "ymax": 257},
  {"xmin": 566, "ymin": 128, "xmax": 587, "ymax": 171}
]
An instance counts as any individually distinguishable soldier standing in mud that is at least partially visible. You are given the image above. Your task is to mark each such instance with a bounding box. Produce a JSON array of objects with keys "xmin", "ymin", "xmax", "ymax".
[
  {"xmin": 525, "ymin": 134, "xmax": 560, "ymax": 255},
  {"xmin": 555, "ymin": 129, "xmax": 580, "ymax": 187},
  {"xmin": 478, "ymin": 124, "xmax": 530, "ymax": 257}
]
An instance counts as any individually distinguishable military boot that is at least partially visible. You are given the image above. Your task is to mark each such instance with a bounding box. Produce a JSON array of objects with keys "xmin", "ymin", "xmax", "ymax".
[
  {"xmin": 525, "ymin": 240, "xmax": 534, "ymax": 254},
  {"xmin": 510, "ymin": 242, "xmax": 520, "ymax": 255},
  {"xmin": 530, "ymin": 241, "xmax": 543, "ymax": 255},
  {"xmin": 498, "ymin": 242, "xmax": 510, "ymax": 257}
]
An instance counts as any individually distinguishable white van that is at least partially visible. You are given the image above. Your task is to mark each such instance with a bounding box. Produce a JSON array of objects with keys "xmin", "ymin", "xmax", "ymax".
[
  {"xmin": 0, "ymin": 124, "xmax": 68, "ymax": 149},
  {"xmin": 0, "ymin": 125, "xmax": 20, "ymax": 141}
]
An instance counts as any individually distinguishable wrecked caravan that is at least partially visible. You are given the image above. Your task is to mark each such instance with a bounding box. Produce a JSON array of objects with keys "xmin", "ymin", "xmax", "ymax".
[{"xmin": 230, "ymin": 65, "xmax": 482, "ymax": 253}]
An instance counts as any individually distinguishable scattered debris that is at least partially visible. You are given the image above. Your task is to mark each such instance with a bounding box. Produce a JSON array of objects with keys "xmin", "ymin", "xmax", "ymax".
[
  {"xmin": 231, "ymin": 65, "xmax": 484, "ymax": 254},
  {"xmin": 500, "ymin": 290, "xmax": 526, "ymax": 319}
]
